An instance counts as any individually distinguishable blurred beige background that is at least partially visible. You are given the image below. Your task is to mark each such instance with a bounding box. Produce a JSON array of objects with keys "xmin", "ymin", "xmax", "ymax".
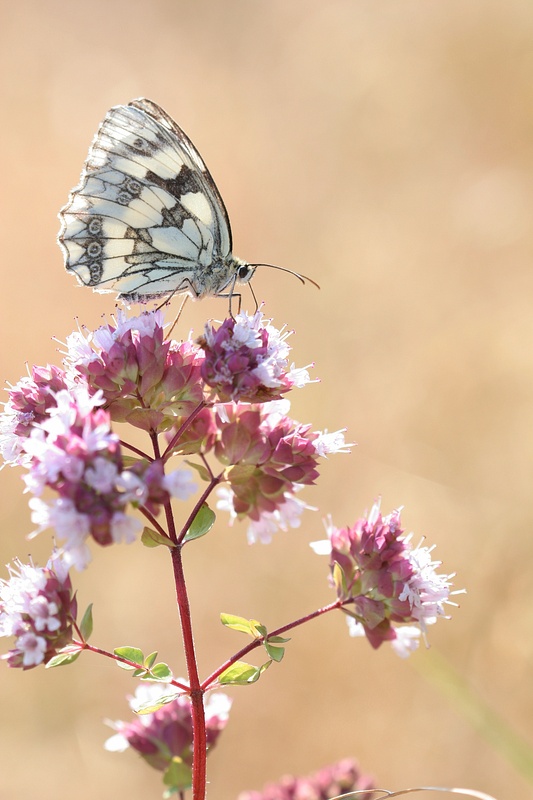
[{"xmin": 1, "ymin": 1, "xmax": 532, "ymax": 798}]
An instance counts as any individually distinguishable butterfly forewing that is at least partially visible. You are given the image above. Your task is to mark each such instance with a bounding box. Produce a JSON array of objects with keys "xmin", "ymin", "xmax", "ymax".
[{"xmin": 58, "ymin": 98, "xmax": 251, "ymax": 302}]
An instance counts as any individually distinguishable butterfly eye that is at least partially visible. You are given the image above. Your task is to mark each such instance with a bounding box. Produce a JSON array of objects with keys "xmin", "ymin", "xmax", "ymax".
[{"xmin": 238, "ymin": 265, "xmax": 254, "ymax": 282}]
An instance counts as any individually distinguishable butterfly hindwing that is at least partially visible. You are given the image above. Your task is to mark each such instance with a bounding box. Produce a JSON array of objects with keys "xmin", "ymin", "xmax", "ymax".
[{"xmin": 58, "ymin": 98, "xmax": 251, "ymax": 301}]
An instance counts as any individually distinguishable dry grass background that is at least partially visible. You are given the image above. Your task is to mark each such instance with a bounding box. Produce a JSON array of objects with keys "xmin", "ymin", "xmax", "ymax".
[{"xmin": 1, "ymin": 1, "xmax": 532, "ymax": 798}]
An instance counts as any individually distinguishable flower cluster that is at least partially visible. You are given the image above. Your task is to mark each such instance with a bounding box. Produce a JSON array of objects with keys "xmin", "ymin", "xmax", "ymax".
[
  {"xmin": 198, "ymin": 309, "xmax": 312, "ymax": 402},
  {"xmin": 214, "ymin": 401, "xmax": 349, "ymax": 543},
  {"xmin": 65, "ymin": 310, "xmax": 205, "ymax": 433},
  {"xmin": 0, "ymin": 295, "xmax": 463, "ymax": 799},
  {"xmin": 312, "ymin": 500, "xmax": 459, "ymax": 657},
  {"xmin": 238, "ymin": 757, "xmax": 376, "ymax": 800},
  {"xmin": 0, "ymin": 364, "xmax": 68, "ymax": 466},
  {"xmin": 105, "ymin": 683, "xmax": 232, "ymax": 790},
  {"xmin": 0, "ymin": 553, "xmax": 76, "ymax": 669},
  {"xmin": 0, "ymin": 309, "xmax": 346, "ymax": 560},
  {"xmin": 22, "ymin": 384, "xmax": 194, "ymax": 569}
]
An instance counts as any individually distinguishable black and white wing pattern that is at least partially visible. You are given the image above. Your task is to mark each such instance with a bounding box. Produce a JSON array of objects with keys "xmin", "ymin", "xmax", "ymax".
[{"xmin": 58, "ymin": 98, "xmax": 255, "ymax": 302}]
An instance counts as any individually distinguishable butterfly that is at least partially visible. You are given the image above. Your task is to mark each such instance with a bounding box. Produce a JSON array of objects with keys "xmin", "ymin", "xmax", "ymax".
[{"xmin": 58, "ymin": 98, "xmax": 315, "ymax": 307}]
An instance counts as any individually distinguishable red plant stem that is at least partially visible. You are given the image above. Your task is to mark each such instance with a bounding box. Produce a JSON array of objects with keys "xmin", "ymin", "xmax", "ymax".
[
  {"xmin": 171, "ymin": 544, "xmax": 207, "ymax": 800},
  {"xmin": 162, "ymin": 400, "xmax": 207, "ymax": 461},
  {"xmin": 201, "ymin": 599, "xmax": 344, "ymax": 690},
  {"xmin": 150, "ymin": 430, "xmax": 162, "ymax": 460},
  {"xmin": 150, "ymin": 426, "xmax": 210, "ymax": 800},
  {"xmin": 119, "ymin": 439, "xmax": 153, "ymax": 460},
  {"xmin": 139, "ymin": 506, "xmax": 171, "ymax": 540}
]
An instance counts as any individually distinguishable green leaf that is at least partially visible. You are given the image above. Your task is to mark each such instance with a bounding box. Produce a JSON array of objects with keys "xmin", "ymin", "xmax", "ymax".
[
  {"xmin": 144, "ymin": 650, "xmax": 158, "ymax": 669},
  {"xmin": 141, "ymin": 527, "xmax": 176, "ymax": 549},
  {"xmin": 143, "ymin": 662, "xmax": 172, "ymax": 682},
  {"xmin": 163, "ymin": 757, "xmax": 192, "ymax": 793},
  {"xmin": 45, "ymin": 649, "xmax": 81, "ymax": 668},
  {"xmin": 183, "ymin": 503, "xmax": 215, "ymax": 542},
  {"xmin": 332, "ymin": 561, "xmax": 347, "ymax": 596},
  {"xmin": 132, "ymin": 667, "xmax": 148, "ymax": 678},
  {"xmin": 114, "ymin": 646, "xmax": 144, "ymax": 668},
  {"xmin": 79, "ymin": 603, "xmax": 93, "ymax": 641},
  {"xmin": 218, "ymin": 659, "xmax": 271, "ymax": 685},
  {"xmin": 267, "ymin": 635, "xmax": 291, "ymax": 644},
  {"xmin": 264, "ymin": 641, "xmax": 285, "ymax": 662},
  {"xmin": 220, "ymin": 613, "xmax": 254, "ymax": 635},
  {"xmin": 121, "ymin": 455, "xmax": 143, "ymax": 468},
  {"xmin": 220, "ymin": 613, "xmax": 267, "ymax": 639},
  {"xmin": 250, "ymin": 622, "xmax": 267, "ymax": 639},
  {"xmin": 134, "ymin": 688, "xmax": 183, "ymax": 714},
  {"xmin": 185, "ymin": 460, "xmax": 212, "ymax": 482}
]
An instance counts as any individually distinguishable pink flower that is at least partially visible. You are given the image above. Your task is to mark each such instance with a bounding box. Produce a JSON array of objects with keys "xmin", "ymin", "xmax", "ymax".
[
  {"xmin": 0, "ymin": 553, "xmax": 77, "ymax": 669},
  {"xmin": 0, "ymin": 365, "xmax": 69, "ymax": 466},
  {"xmin": 65, "ymin": 310, "xmax": 205, "ymax": 433},
  {"xmin": 165, "ymin": 407, "xmax": 218, "ymax": 456},
  {"xmin": 237, "ymin": 757, "xmax": 376, "ymax": 800},
  {"xmin": 198, "ymin": 309, "xmax": 312, "ymax": 402},
  {"xmin": 105, "ymin": 684, "xmax": 231, "ymax": 789},
  {"xmin": 21, "ymin": 385, "xmax": 193, "ymax": 569},
  {"xmin": 312, "ymin": 500, "xmax": 460, "ymax": 654},
  {"xmin": 214, "ymin": 401, "xmax": 349, "ymax": 539}
]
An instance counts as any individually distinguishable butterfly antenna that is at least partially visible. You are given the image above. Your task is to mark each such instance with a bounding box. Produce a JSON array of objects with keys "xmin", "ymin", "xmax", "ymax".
[
  {"xmin": 167, "ymin": 294, "xmax": 189, "ymax": 339},
  {"xmin": 251, "ymin": 263, "xmax": 320, "ymax": 290}
]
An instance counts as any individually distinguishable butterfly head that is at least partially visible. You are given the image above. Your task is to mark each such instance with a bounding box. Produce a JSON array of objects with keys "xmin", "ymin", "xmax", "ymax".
[{"xmin": 234, "ymin": 260, "xmax": 257, "ymax": 286}]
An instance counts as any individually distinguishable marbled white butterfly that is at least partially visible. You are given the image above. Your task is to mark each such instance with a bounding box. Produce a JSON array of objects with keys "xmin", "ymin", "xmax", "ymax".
[{"xmin": 58, "ymin": 98, "xmax": 314, "ymax": 306}]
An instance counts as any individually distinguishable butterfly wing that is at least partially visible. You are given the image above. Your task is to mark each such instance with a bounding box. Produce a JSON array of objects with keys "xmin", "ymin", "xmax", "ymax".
[{"xmin": 58, "ymin": 98, "xmax": 246, "ymax": 301}]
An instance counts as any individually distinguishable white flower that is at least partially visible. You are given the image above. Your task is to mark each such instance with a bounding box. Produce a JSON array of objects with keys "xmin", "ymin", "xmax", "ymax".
[
  {"xmin": 16, "ymin": 630, "xmax": 47, "ymax": 667},
  {"xmin": 390, "ymin": 626, "xmax": 421, "ymax": 658},
  {"xmin": 111, "ymin": 512, "xmax": 143, "ymax": 544},
  {"xmin": 115, "ymin": 471, "xmax": 148, "ymax": 505},
  {"xmin": 0, "ymin": 553, "xmax": 72, "ymax": 665},
  {"xmin": 346, "ymin": 617, "xmax": 365, "ymax": 639},
  {"xmin": 246, "ymin": 492, "xmax": 315, "ymax": 545},
  {"xmin": 29, "ymin": 497, "xmax": 92, "ymax": 570},
  {"xmin": 287, "ymin": 363, "xmax": 313, "ymax": 389},
  {"xmin": 313, "ymin": 428, "xmax": 353, "ymax": 457},
  {"xmin": 103, "ymin": 731, "xmax": 130, "ymax": 753},
  {"xmin": 85, "ymin": 458, "xmax": 120, "ymax": 493},
  {"xmin": 63, "ymin": 330, "xmax": 95, "ymax": 365},
  {"xmin": 205, "ymin": 691, "xmax": 232, "ymax": 722},
  {"xmin": 163, "ymin": 468, "xmax": 197, "ymax": 500},
  {"xmin": 28, "ymin": 595, "xmax": 60, "ymax": 632},
  {"xmin": 309, "ymin": 538, "xmax": 332, "ymax": 556},
  {"xmin": 64, "ymin": 310, "xmax": 165, "ymax": 372},
  {"xmin": 217, "ymin": 486, "xmax": 316, "ymax": 545},
  {"xmin": 205, "ymin": 309, "xmax": 313, "ymax": 394},
  {"xmin": 398, "ymin": 541, "xmax": 456, "ymax": 633},
  {"xmin": 347, "ymin": 616, "xmax": 421, "ymax": 659},
  {"xmin": 0, "ymin": 405, "xmax": 27, "ymax": 467}
]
